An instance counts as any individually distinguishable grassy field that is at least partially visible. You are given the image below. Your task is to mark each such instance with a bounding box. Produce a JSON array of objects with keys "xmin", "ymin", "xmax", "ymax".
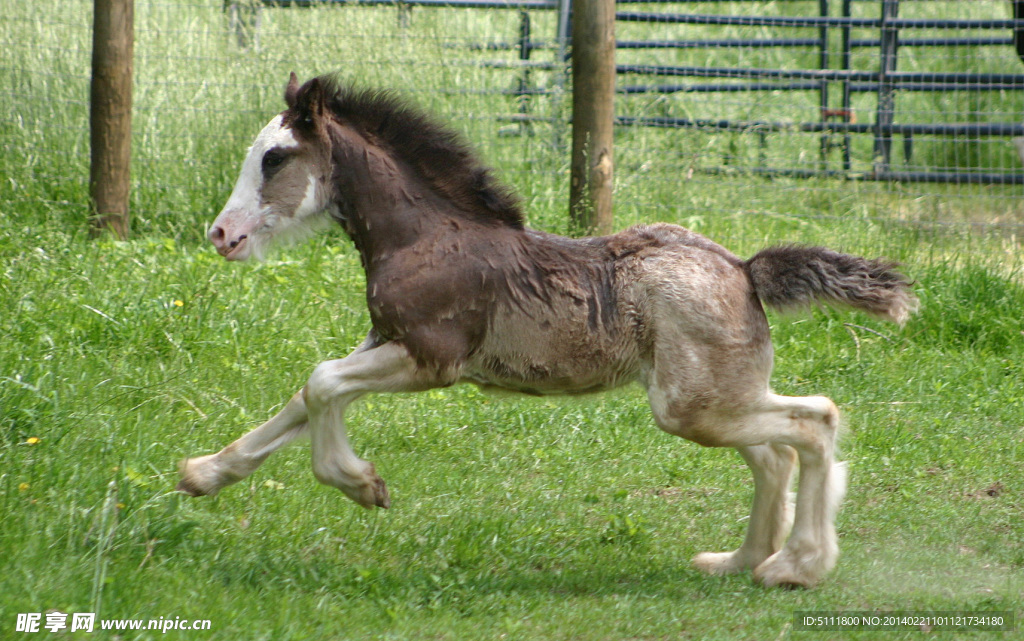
[{"xmin": 2, "ymin": 1, "xmax": 1023, "ymax": 639}]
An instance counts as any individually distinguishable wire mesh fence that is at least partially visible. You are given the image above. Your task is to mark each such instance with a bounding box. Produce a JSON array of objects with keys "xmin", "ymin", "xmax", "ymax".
[
  {"xmin": 3, "ymin": 0, "xmax": 1023, "ymax": 249},
  {"xmin": 613, "ymin": 0, "xmax": 1024, "ymax": 239}
]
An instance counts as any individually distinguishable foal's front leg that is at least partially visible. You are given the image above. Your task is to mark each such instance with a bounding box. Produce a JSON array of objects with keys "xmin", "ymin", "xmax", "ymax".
[
  {"xmin": 177, "ymin": 391, "xmax": 309, "ymax": 496},
  {"xmin": 177, "ymin": 335, "xmax": 378, "ymax": 497},
  {"xmin": 303, "ymin": 341, "xmax": 440, "ymax": 508}
]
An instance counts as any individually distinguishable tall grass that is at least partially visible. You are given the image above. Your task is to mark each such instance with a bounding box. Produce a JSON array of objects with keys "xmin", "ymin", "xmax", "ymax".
[
  {"xmin": 4, "ymin": 1, "xmax": 1024, "ymax": 239},
  {"xmin": 1, "ymin": 1, "xmax": 1023, "ymax": 639}
]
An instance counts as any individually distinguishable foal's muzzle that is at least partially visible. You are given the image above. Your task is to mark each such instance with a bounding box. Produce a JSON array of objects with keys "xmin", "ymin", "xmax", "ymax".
[{"xmin": 208, "ymin": 209, "xmax": 262, "ymax": 261}]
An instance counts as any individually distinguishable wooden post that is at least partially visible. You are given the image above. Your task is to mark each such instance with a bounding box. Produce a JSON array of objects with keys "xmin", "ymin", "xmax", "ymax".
[
  {"xmin": 569, "ymin": 0, "xmax": 615, "ymax": 235},
  {"xmin": 90, "ymin": 0, "xmax": 134, "ymax": 239}
]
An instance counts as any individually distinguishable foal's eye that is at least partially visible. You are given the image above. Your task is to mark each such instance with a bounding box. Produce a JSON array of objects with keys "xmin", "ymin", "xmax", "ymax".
[{"xmin": 262, "ymin": 150, "xmax": 288, "ymax": 174}]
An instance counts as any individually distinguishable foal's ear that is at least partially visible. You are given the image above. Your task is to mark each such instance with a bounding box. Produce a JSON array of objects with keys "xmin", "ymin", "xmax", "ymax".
[
  {"xmin": 288, "ymin": 75, "xmax": 328, "ymax": 130},
  {"xmin": 284, "ymin": 71, "xmax": 301, "ymax": 108}
]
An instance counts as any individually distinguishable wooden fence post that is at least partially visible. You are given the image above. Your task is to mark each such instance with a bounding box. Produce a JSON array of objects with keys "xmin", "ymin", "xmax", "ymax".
[
  {"xmin": 90, "ymin": 0, "xmax": 134, "ymax": 239},
  {"xmin": 569, "ymin": 0, "xmax": 615, "ymax": 235}
]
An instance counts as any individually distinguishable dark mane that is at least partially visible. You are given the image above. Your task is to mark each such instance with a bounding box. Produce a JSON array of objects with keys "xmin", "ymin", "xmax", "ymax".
[{"xmin": 318, "ymin": 76, "xmax": 525, "ymax": 229}]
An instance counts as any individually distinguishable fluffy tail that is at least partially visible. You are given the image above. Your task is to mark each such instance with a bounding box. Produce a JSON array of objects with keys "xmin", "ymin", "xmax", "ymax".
[{"xmin": 745, "ymin": 245, "xmax": 918, "ymax": 324}]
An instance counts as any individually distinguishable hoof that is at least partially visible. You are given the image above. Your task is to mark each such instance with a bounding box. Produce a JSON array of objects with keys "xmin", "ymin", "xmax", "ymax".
[
  {"xmin": 175, "ymin": 477, "xmax": 209, "ymax": 497},
  {"xmin": 345, "ymin": 471, "xmax": 390, "ymax": 509},
  {"xmin": 318, "ymin": 461, "xmax": 391, "ymax": 509},
  {"xmin": 176, "ymin": 455, "xmax": 229, "ymax": 497},
  {"xmin": 753, "ymin": 551, "xmax": 824, "ymax": 589},
  {"xmin": 693, "ymin": 550, "xmax": 756, "ymax": 576},
  {"xmin": 369, "ymin": 475, "xmax": 391, "ymax": 509},
  {"xmin": 340, "ymin": 482, "xmax": 390, "ymax": 508},
  {"xmin": 755, "ymin": 571, "xmax": 813, "ymax": 590}
]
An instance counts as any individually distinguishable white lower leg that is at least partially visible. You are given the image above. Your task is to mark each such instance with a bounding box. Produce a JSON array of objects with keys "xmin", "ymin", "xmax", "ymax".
[
  {"xmin": 754, "ymin": 397, "xmax": 846, "ymax": 588},
  {"xmin": 694, "ymin": 443, "xmax": 795, "ymax": 575},
  {"xmin": 304, "ymin": 342, "xmax": 430, "ymax": 509},
  {"xmin": 755, "ymin": 457, "xmax": 846, "ymax": 588},
  {"xmin": 178, "ymin": 391, "xmax": 308, "ymax": 496},
  {"xmin": 308, "ymin": 394, "xmax": 390, "ymax": 508}
]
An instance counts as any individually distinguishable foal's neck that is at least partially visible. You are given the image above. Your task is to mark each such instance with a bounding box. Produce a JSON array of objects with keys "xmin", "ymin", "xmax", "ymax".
[
  {"xmin": 329, "ymin": 133, "xmax": 431, "ymax": 257},
  {"xmin": 328, "ymin": 124, "xmax": 510, "ymax": 269}
]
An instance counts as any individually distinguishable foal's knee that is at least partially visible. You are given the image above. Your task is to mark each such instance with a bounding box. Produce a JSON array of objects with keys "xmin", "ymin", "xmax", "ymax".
[
  {"xmin": 788, "ymin": 396, "xmax": 840, "ymax": 459},
  {"xmin": 743, "ymin": 443, "xmax": 797, "ymax": 478},
  {"xmin": 818, "ymin": 397, "xmax": 840, "ymax": 432},
  {"xmin": 303, "ymin": 361, "xmax": 345, "ymax": 409},
  {"xmin": 809, "ymin": 396, "xmax": 840, "ymax": 442}
]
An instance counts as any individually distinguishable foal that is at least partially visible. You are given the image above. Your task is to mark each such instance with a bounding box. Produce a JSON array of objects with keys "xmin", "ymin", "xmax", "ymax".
[{"xmin": 178, "ymin": 73, "xmax": 917, "ymax": 588}]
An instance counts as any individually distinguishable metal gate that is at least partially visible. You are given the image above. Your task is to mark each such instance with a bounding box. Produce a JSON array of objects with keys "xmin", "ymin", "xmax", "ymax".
[{"xmin": 614, "ymin": 0, "xmax": 1024, "ymax": 184}]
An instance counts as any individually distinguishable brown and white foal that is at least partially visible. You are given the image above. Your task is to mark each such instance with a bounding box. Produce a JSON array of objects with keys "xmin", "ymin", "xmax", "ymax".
[{"xmin": 178, "ymin": 73, "xmax": 917, "ymax": 588}]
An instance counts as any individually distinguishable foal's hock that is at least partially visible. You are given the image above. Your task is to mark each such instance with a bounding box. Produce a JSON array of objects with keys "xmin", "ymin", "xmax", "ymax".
[{"xmin": 178, "ymin": 73, "xmax": 918, "ymax": 588}]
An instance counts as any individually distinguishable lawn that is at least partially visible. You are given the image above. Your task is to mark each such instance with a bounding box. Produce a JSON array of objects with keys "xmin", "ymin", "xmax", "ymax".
[{"xmin": 1, "ymin": 1, "xmax": 1022, "ymax": 639}]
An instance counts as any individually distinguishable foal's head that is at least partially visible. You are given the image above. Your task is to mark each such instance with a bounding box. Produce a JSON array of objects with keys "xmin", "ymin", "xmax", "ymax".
[
  {"xmin": 209, "ymin": 73, "xmax": 333, "ymax": 261},
  {"xmin": 210, "ymin": 73, "xmax": 525, "ymax": 261}
]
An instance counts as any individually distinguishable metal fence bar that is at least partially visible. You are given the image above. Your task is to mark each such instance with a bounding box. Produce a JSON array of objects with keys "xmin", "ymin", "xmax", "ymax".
[
  {"xmin": 617, "ymin": 65, "xmax": 880, "ymax": 81},
  {"xmin": 873, "ymin": 0, "xmax": 899, "ymax": 175},
  {"xmin": 511, "ymin": 81, "xmax": 830, "ymax": 95},
  {"xmin": 617, "ymin": 13, "xmax": 880, "ymax": 27},
  {"xmin": 817, "ymin": 0, "xmax": 830, "ymax": 163},
  {"xmin": 615, "ymin": 116, "xmax": 1024, "ymax": 137},
  {"xmin": 839, "ymin": 0, "xmax": 853, "ymax": 170},
  {"xmin": 617, "ymin": 38, "xmax": 822, "ymax": 49},
  {"xmin": 697, "ymin": 166, "xmax": 1024, "ymax": 184},
  {"xmin": 514, "ymin": 9, "xmax": 533, "ymax": 134},
  {"xmin": 617, "ymin": 12, "xmax": 1024, "ymax": 30},
  {"xmin": 851, "ymin": 37, "xmax": 1015, "ymax": 47},
  {"xmin": 618, "ymin": 82, "xmax": 824, "ymax": 94},
  {"xmin": 850, "ymin": 82, "xmax": 1024, "ymax": 92},
  {"xmin": 616, "ymin": 65, "xmax": 1024, "ymax": 86},
  {"xmin": 473, "ymin": 38, "xmax": 824, "ymax": 52}
]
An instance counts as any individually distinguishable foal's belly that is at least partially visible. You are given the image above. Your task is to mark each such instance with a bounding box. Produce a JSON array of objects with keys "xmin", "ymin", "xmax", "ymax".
[
  {"xmin": 461, "ymin": 364, "xmax": 641, "ymax": 396},
  {"xmin": 462, "ymin": 329, "xmax": 646, "ymax": 396}
]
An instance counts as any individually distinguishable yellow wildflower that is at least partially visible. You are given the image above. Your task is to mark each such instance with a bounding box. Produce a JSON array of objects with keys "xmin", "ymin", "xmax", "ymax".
[
  {"xmin": 18, "ymin": 483, "xmax": 29, "ymax": 492},
  {"xmin": 173, "ymin": 300, "xmax": 184, "ymax": 307},
  {"xmin": 25, "ymin": 437, "xmax": 40, "ymax": 445}
]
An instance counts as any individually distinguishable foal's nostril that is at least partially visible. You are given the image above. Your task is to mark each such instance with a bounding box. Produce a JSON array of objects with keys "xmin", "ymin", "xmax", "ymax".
[{"xmin": 210, "ymin": 226, "xmax": 225, "ymax": 244}]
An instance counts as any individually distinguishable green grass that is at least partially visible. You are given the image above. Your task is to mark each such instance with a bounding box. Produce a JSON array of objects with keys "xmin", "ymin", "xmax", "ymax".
[
  {"xmin": 1, "ymin": 223, "xmax": 1022, "ymax": 640},
  {"xmin": 2, "ymin": 0, "xmax": 1024, "ymax": 639}
]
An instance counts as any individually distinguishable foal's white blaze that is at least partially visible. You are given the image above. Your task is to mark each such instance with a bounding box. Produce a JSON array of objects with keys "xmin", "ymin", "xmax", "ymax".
[
  {"xmin": 296, "ymin": 174, "xmax": 320, "ymax": 218},
  {"xmin": 231, "ymin": 115, "xmax": 300, "ymax": 207},
  {"xmin": 209, "ymin": 115, "xmax": 326, "ymax": 261}
]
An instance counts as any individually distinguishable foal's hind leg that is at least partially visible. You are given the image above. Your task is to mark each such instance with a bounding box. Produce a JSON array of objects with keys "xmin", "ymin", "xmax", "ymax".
[
  {"xmin": 652, "ymin": 391, "xmax": 845, "ymax": 588},
  {"xmin": 748, "ymin": 396, "xmax": 847, "ymax": 588},
  {"xmin": 693, "ymin": 443, "xmax": 795, "ymax": 575}
]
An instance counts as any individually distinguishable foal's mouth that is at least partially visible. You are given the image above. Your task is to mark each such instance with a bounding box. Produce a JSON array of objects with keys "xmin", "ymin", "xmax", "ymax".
[{"xmin": 221, "ymin": 235, "xmax": 250, "ymax": 261}]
